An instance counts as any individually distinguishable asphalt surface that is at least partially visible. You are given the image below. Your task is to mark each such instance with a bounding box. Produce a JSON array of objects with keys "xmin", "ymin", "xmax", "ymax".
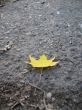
[{"xmin": 0, "ymin": 0, "xmax": 82, "ymax": 109}]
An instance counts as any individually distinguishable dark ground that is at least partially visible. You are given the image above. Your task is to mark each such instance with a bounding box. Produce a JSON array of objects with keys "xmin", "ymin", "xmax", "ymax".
[{"xmin": 0, "ymin": 0, "xmax": 82, "ymax": 110}]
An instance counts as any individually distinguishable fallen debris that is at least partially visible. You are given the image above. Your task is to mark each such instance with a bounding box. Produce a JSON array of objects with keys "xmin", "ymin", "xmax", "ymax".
[{"xmin": 0, "ymin": 41, "xmax": 13, "ymax": 53}]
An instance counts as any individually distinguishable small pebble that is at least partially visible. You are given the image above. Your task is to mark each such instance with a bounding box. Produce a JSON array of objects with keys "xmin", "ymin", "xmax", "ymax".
[
  {"xmin": 79, "ymin": 24, "xmax": 82, "ymax": 28},
  {"xmin": 38, "ymin": 15, "xmax": 42, "ymax": 17},
  {"xmin": 67, "ymin": 24, "xmax": 70, "ymax": 27},
  {"xmin": 46, "ymin": 92, "xmax": 52, "ymax": 99},
  {"xmin": 69, "ymin": 40, "xmax": 72, "ymax": 44},
  {"xmin": 5, "ymin": 37, "xmax": 9, "ymax": 39},
  {"xmin": 46, "ymin": 3, "xmax": 50, "ymax": 7},
  {"xmin": 57, "ymin": 11, "xmax": 60, "ymax": 15},
  {"xmin": 16, "ymin": 48, "xmax": 21, "ymax": 51},
  {"xmin": 52, "ymin": 97, "xmax": 56, "ymax": 101}
]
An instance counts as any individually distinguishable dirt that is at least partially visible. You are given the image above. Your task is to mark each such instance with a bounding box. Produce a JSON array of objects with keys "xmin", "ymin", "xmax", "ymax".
[{"xmin": 0, "ymin": 0, "xmax": 82, "ymax": 109}]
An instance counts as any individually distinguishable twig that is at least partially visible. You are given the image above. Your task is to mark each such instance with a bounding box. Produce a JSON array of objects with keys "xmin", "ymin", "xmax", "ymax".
[
  {"xmin": 11, "ymin": 102, "xmax": 19, "ymax": 109},
  {"xmin": 26, "ymin": 81, "xmax": 45, "ymax": 93},
  {"xmin": 43, "ymin": 91, "xmax": 48, "ymax": 110},
  {"xmin": 27, "ymin": 81, "xmax": 48, "ymax": 109},
  {"xmin": 38, "ymin": 68, "xmax": 43, "ymax": 84},
  {"xmin": 11, "ymin": 99, "xmax": 25, "ymax": 109},
  {"xmin": 27, "ymin": 103, "xmax": 38, "ymax": 108}
]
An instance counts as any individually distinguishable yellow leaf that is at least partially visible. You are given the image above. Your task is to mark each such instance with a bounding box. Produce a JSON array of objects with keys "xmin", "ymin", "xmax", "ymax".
[{"xmin": 28, "ymin": 54, "xmax": 59, "ymax": 68}]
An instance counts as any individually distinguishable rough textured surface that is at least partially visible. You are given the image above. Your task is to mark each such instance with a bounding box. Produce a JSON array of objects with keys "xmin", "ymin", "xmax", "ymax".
[{"xmin": 0, "ymin": 0, "xmax": 82, "ymax": 109}]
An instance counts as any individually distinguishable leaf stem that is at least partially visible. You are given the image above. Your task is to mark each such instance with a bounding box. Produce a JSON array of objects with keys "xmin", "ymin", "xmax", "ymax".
[{"xmin": 38, "ymin": 68, "xmax": 43, "ymax": 84}]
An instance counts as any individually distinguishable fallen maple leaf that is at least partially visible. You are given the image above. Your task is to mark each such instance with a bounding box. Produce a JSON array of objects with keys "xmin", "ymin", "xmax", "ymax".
[{"xmin": 28, "ymin": 54, "xmax": 59, "ymax": 68}]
